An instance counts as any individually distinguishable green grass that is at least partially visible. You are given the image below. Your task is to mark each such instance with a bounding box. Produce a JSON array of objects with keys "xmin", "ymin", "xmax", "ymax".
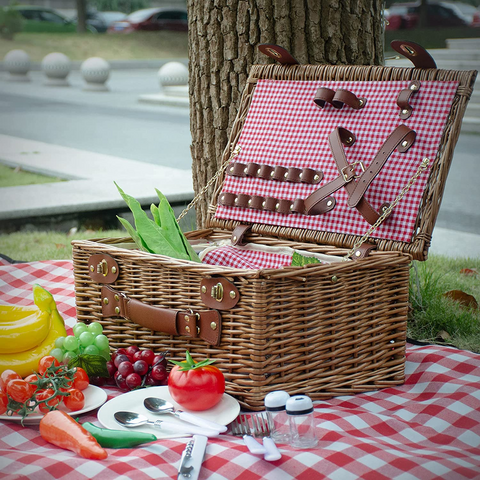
[
  {"xmin": 0, "ymin": 164, "xmax": 64, "ymax": 188},
  {"xmin": 0, "ymin": 31, "xmax": 188, "ymax": 62}
]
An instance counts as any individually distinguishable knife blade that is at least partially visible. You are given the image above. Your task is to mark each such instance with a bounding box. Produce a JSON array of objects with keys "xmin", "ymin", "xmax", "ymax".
[{"xmin": 177, "ymin": 435, "xmax": 208, "ymax": 480}]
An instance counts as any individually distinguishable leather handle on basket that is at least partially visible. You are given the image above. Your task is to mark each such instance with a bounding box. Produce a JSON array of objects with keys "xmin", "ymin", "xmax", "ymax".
[
  {"xmin": 390, "ymin": 40, "xmax": 437, "ymax": 69},
  {"xmin": 101, "ymin": 286, "xmax": 222, "ymax": 346},
  {"xmin": 258, "ymin": 44, "xmax": 299, "ymax": 65}
]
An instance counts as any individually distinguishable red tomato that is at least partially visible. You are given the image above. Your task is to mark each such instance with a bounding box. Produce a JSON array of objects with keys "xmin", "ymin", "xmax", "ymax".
[
  {"xmin": 36, "ymin": 388, "xmax": 61, "ymax": 414},
  {"xmin": 63, "ymin": 388, "xmax": 85, "ymax": 412},
  {"xmin": 0, "ymin": 370, "xmax": 21, "ymax": 390},
  {"xmin": 0, "ymin": 391, "xmax": 8, "ymax": 415},
  {"xmin": 168, "ymin": 364, "xmax": 225, "ymax": 411},
  {"xmin": 6, "ymin": 379, "xmax": 35, "ymax": 404},
  {"xmin": 24, "ymin": 374, "xmax": 39, "ymax": 393},
  {"xmin": 38, "ymin": 356, "xmax": 60, "ymax": 375},
  {"xmin": 72, "ymin": 368, "xmax": 89, "ymax": 391}
]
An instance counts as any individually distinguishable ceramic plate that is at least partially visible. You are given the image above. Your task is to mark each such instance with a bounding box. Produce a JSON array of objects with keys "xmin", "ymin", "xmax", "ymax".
[
  {"xmin": 0, "ymin": 385, "xmax": 108, "ymax": 425},
  {"xmin": 97, "ymin": 386, "xmax": 240, "ymax": 439}
]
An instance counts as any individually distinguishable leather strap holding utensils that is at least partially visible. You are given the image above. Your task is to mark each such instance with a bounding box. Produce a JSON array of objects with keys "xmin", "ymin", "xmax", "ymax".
[
  {"xmin": 397, "ymin": 81, "xmax": 421, "ymax": 120},
  {"xmin": 314, "ymin": 87, "xmax": 366, "ymax": 110},
  {"xmin": 304, "ymin": 124, "xmax": 416, "ymax": 224},
  {"xmin": 101, "ymin": 285, "xmax": 222, "ymax": 346}
]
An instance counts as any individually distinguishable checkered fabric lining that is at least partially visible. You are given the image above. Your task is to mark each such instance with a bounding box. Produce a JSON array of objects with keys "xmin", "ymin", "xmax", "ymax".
[
  {"xmin": 1, "ymin": 260, "xmax": 480, "ymax": 480},
  {"xmin": 215, "ymin": 80, "xmax": 459, "ymax": 243},
  {"xmin": 202, "ymin": 246, "xmax": 293, "ymax": 269}
]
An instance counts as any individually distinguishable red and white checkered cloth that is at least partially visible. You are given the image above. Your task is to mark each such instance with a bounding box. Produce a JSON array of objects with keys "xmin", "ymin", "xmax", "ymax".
[
  {"xmin": 1, "ymin": 258, "xmax": 480, "ymax": 479},
  {"xmin": 215, "ymin": 79, "xmax": 458, "ymax": 243}
]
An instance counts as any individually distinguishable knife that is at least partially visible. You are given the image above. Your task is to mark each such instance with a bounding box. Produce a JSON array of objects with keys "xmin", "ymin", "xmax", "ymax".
[{"xmin": 177, "ymin": 435, "xmax": 208, "ymax": 480}]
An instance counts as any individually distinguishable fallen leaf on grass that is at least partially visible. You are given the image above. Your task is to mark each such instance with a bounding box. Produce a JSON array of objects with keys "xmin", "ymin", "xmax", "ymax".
[
  {"xmin": 443, "ymin": 290, "xmax": 478, "ymax": 309},
  {"xmin": 435, "ymin": 330, "xmax": 452, "ymax": 342},
  {"xmin": 460, "ymin": 268, "xmax": 478, "ymax": 276},
  {"xmin": 55, "ymin": 243, "xmax": 66, "ymax": 249}
]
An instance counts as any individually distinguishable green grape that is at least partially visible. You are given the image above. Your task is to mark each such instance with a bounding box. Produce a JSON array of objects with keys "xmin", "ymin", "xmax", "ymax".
[
  {"xmin": 73, "ymin": 323, "xmax": 88, "ymax": 338},
  {"xmin": 83, "ymin": 344, "xmax": 100, "ymax": 356},
  {"xmin": 63, "ymin": 350, "xmax": 78, "ymax": 365},
  {"xmin": 54, "ymin": 336, "xmax": 65, "ymax": 349},
  {"xmin": 50, "ymin": 347, "xmax": 64, "ymax": 362},
  {"xmin": 79, "ymin": 331, "xmax": 95, "ymax": 347},
  {"xmin": 94, "ymin": 334, "xmax": 109, "ymax": 351},
  {"xmin": 99, "ymin": 348, "xmax": 111, "ymax": 360},
  {"xmin": 63, "ymin": 335, "xmax": 79, "ymax": 352},
  {"xmin": 87, "ymin": 322, "xmax": 103, "ymax": 336}
]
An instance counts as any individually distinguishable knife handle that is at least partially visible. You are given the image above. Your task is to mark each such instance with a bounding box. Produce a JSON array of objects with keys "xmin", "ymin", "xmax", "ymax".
[
  {"xmin": 177, "ymin": 411, "xmax": 228, "ymax": 433},
  {"xmin": 263, "ymin": 437, "xmax": 282, "ymax": 462},
  {"xmin": 243, "ymin": 435, "xmax": 266, "ymax": 455},
  {"xmin": 153, "ymin": 420, "xmax": 219, "ymax": 437}
]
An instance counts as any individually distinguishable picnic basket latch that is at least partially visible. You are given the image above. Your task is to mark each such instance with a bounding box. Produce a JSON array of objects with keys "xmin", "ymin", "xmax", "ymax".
[
  {"xmin": 200, "ymin": 277, "xmax": 240, "ymax": 310},
  {"xmin": 88, "ymin": 254, "xmax": 119, "ymax": 284}
]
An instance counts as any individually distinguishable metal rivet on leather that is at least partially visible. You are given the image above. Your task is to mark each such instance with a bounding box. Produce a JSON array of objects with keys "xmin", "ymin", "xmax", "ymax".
[
  {"xmin": 402, "ymin": 109, "xmax": 408, "ymax": 115},
  {"xmin": 327, "ymin": 200, "xmax": 333, "ymax": 207},
  {"xmin": 262, "ymin": 201, "xmax": 266, "ymax": 208},
  {"xmin": 299, "ymin": 172, "xmax": 303, "ymax": 179},
  {"xmin": 114, "ymin": 294, "xmax": 119, "ymax": 301},
  {"xmin": 257, "ymin": 168, "xmax": 261, "ymax": 175},
  {"xmin": 347, "ymin": 137, "xmax": 353, "ymax": 144},
  {"xmin": 234, "ymin": 197, "xmax": 238, "ymax": 203},
  {"xmin": 248, "ymin": 199, "xmax": 252, "ymax": 206},
  {"xmin": 103, "ymin": 297, "xmax": 109, "ymax": 305},
  {"xmin": 185, "ymin": 326, "xmax": 190, "ymax": 333},
  {"xmin": 314, "ymin": 174, "xmax": 319, "ymax": 181},
  {"xmin": 230, "ymin": 166, "xmax": 234, "ymax": 172},
  {"xmin": 331, "ymin": 276, "xmax": 338, "ymax": 284},
  {"xmin": 197, "ymin": 326, "xmax": 200, "ymax": 334},
  {"xmin": 115, "ymin": 306, "xmax": 120, "ymax": 314},
  {"xmin": 111, "ymin": 267, "xmax": 117, "ymax": 274},
  {"xmin": 270, "ymin": 171, "xmax": 275, "ymax": 177},
  {"xmin": 185, "ymin": 315, "xmax": 190, "ymax": 322},
  {"xmin": 284, "ymin": 171, "xmax": 289, "ymax": 178},
  {"xmin": 244, "ymin": 167, "xmax": 248, "ymax": 174},
  {"xmin": 355, "ymin": 251, "xmax": 361, "ymax": 257},
  {"xmin": 229, "ymin": 291, "xmax": 236, "ymax": 299},
  {"xmin": 232, "ymin": 236, "xmax": 237, "ymax": 243},
  {"xmin": 90, "ymin": 265, "xmax": 94, "ymax": 272},
  {"xmin": 402, "ymin": 140, "xmax": 408, "ymax": 147},
  {"xmin": 275, "ymin": 203, "xmax": 280, "ymax": 210},
  {"xmin": 201, "ymin": 286, "xmax": 207, "ymax": 293},
  {"xmin": 410, "ymin": 84, "xmax": 418, "ymax": 90},
  {"xmin": 210, "ymin": 322, "xmax": 217, "ymax": 330}
]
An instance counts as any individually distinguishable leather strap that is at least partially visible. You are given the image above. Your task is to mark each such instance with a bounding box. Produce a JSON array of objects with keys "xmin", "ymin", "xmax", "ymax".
[
  {"xmin": 231, "ymin": 224, "xmax": 252, "ymax": 246},
  {"xmin": 258, "ymin": 44, "xmax": 299, "ymax": 65},
  {"xmin": 348, "ymin": 125, "xmax": 416, "ymax": 208},
  {"xmin": 390, "ymin": 40, "xmax": 437, "ymax": 69},
  {"xmin": 331, "ymin": 89, "xmax": 367, "ymax": 110},
  {"xmin": 397, "ymin": 80, "xmax": 421, "ymax": 120},
  {"xmin": 314, "ymin": 87, "xmax": 335, "ymax": 108},
  {"xmin": 101, "ymin": 285, "xmax": 222, "ymax": 346}
]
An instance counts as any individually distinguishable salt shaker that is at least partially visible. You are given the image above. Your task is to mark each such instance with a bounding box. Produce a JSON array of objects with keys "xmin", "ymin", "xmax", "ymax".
[
  {"xmin": 264, "ymin": 390, "xmax": 291, "ymax": 443},
  {"xmin": 286, "ymin": 395, "xmax": 318, "ymax": 448}
]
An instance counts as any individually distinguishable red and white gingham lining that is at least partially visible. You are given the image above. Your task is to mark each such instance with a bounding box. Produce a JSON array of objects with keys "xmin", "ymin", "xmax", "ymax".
[{"xmin": 215, "ymin": 79, "xmax": 459, "ymax": 243}]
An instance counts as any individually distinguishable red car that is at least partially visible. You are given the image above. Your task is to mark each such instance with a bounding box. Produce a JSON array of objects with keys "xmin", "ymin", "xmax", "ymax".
[{"xmin": 107, "ymin": 7, "xmax": 187, "ymax": 33}]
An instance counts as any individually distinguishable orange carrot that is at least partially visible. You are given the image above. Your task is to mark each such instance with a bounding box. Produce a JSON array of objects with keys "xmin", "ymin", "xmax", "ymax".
[{"xmin": 39, "ymin": 410, "xmax": 108, "ymax": 460}]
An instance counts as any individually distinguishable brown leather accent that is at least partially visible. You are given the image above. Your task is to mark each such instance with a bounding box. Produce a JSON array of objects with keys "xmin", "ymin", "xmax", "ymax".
[
  {"xmin": 228, "ymin": 162, "xmax": 248, "ymax": 177},
  {"xmin": 351, "ymin": 243, "xmax": 377, "ymax": 260},
  {"xmin": 101, "ymin": 286, "xmax": 222, "ymax": 346},
  {"xmin": 88, "ymin": 254, "xmax": 119, "ymax": 284},
  {"xmin": 231, "ymin": 224, "xmax": 252, "ymax": 246},
  {"xmin": 272, "ymin": 165, "xmax": 288, "ymax": 181},
  {"xmin": 219, "ymin": 192, "xmax": 236, "ymax": 206},
  {"xmin": 397, "ymin": 81, "xmax": 421, "ymax": 120},
  {"xmin": 307, "ymin": 196, "xmax": 336, "ymax": 215},
  {"xmin": 258, "ymin": 164, "xmax": 274, "ymax": 180},
  {"xmin": 390, "ymin": 40, "xmax": 437, "ymax": 69},
  {"xmin": 201, "ymin": 277, "xmax": 240, "ymax": 310},
  {"xmin": 348, "ymin": 125, "xmax": 416, "ymax": 208},
  {"xmin": 331, "ymin": 89, "xmax": 367, "ymax": 110},
  {"xmin": 235, "ymin": 194, "xmax": 250, "ymax": 208},
  {"xmin": 314, "ymin": 87, "xmax": 335, "ymax": 108},
  {"xmin": 258, "ymin": 44, "xmax": 299, "ymax": 65}
]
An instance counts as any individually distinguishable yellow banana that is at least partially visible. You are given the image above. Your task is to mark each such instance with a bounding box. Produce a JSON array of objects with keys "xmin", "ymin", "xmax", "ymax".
[
  {"xmin": 0, "ymin": 308, "xmax": 51, "ymax": 354},
  {"xmin": 0, "ymin": 285, "xmax": 67, "ymax": 377}
]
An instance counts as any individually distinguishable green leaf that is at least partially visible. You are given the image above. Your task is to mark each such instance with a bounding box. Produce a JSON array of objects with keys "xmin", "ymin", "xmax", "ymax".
[
  {"xmin": 150, "ymin": 204, "xmax": 161, "ymax": 226},
  {"xmin": 117, "ymin": 216, "xmax": 151, "ymax": 252},
  {"xmin": 169, "ymin": 350, "xmax": 216, "ymax": 371},
  {"xmin": 68, "ymin": 354, "xmax": 109, "ymax": 378},
  {"xmin": 291, "ymin": 252, "xmax": 321, "ymax": 266}
]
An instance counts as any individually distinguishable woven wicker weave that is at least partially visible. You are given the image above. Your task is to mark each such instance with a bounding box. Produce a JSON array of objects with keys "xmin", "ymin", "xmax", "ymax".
[{"xmin": 72, "ymin": 62, "xmax": 476, "ymax": 410}]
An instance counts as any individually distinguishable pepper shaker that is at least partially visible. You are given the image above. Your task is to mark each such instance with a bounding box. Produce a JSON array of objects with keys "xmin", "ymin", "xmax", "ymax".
[
  {"xmin": 286, "ymin": 395, "xmax": 318, "ymax": 449},
  {"xmin": 264, "ymin": 390, "xmax": 291, "ymax": 443}
]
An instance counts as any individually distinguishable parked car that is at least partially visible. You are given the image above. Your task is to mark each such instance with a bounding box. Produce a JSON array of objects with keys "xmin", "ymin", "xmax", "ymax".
[
  {"xmin": 440, "ymin": 2, "xmax": 480, "ymax": 27},
  {"xmin": 70, "ymin": 10, "xmax": 127, "ymax": 33},
  {"xmin": 13, "ymin": 5, "xmax": 77, "ymax": 33},
  {"xmin": 385, "ymin": 1, "xmax": 468, "ymax": 30},
  {"xmin": 107, "ymin": 7, "xmax": 187, "ymax": 33}
]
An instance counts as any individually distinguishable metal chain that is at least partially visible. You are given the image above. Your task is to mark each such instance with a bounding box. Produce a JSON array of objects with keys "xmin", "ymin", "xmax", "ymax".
[
  {"xmin": 176, "ymin": 145, "xmax": 241, "ymax": 222},
  {"xmin": 344, "ymin": 157, "xmax": 431, "ymax": 260}
]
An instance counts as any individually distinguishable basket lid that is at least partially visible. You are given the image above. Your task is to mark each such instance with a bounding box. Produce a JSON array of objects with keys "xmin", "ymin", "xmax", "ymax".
[{"xmin": 206, "ymin": 45, "xmax": 477, "ymax": 261}]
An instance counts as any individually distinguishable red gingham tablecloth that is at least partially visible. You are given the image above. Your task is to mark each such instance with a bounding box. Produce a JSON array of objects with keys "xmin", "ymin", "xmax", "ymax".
[{"xmin": 1, "ymin": 258, "xmax": 480, "ymax": 480}]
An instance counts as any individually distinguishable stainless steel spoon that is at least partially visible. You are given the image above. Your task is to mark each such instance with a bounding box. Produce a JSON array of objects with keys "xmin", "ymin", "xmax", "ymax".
[
  {"xmin": 144, "ymin": 397, "xmax": 228, "ymax": 433},
  {"xmin": 114, "ymin": 411, "xmax": 220, "ymax": 437}
]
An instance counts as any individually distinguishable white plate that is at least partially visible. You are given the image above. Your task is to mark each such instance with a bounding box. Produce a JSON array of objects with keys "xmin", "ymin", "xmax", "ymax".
[
  {"xmin": 0, "ymin": 385, "xmax": 107, "ymax": 425},
  {"xmin": 97, "ymin": 386, "xmax": 240, "ymax": 439}
]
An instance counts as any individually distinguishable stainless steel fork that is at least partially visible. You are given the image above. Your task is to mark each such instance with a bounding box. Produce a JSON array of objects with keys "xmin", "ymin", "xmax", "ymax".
[
  {"xmin": 230, "ymin": 414, "xmax": 266, "ymax": 454},
  {"xmin": 250, "ymin": 413, "xmax": 282, "ymax": 461}
]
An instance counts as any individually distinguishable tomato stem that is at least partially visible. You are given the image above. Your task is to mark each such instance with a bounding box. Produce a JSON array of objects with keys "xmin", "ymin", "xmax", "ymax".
[{"xmin": 169, "ymin": 350, "xmax": 216, "ymax": 371}]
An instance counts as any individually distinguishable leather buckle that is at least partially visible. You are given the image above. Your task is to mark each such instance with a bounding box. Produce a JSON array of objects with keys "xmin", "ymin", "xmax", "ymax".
[{"xmin": 341, "ymin": 161, "xmax": 365, "ymax": 182}]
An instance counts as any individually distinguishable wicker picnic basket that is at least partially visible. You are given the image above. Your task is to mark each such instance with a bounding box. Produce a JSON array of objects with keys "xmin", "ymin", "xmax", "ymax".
[{"xmin": 72, "ymin": 42, "xmax": 477, "ymax": 410}]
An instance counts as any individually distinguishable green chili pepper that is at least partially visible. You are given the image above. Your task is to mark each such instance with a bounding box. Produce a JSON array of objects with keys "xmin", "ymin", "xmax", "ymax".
[{"xmin": 81, "ymin": 422, "xmax": 157, "ymax": 448}]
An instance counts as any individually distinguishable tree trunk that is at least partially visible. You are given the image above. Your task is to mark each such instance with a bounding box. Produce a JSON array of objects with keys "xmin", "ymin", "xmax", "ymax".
[
  {"xmin": 187, "ymin": 0, "xmax": 385, "ymax": 228},
  {"xmin": 76, "ymin": 0, "xmax": 87, "ymax": 33}
]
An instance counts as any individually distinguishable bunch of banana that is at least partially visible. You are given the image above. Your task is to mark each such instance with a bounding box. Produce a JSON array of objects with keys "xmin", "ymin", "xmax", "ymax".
[{"xmin": 0, "ymin": 284, "xmax": 66, "ymax": 377}]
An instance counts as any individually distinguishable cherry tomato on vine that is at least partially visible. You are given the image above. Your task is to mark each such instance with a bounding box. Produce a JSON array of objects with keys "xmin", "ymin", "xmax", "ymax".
[
  {"xmin": 6, "ymin": 379, "xmax": 36, "ymax": 404},
  {"xmin": 24, "ymin": 374, "xmax": 39, "ymax": 393},
  {"xmin": 36, "ymin": 388, "xmax": 61, "ymax": 414},
  {"xmin": 168, "ymin": 351, "xmax": 225, "ymax": 411},
  {"xmin": 72, "ymin": 368, "xmax": 89, "ymax": 391},
  {"xmin": 0, "ymin": 369, "xmax": 21, "ymax": 390},
  {"xmin": 0, "ymin": 391, "xmax": 8, "ymax": 415},
  {"xmin": 38, "ymin": 356, "xmax": 60, "ymax": 375},
  {"xmin": 63, "ymin": 388, "xmax": 85, "ymax": 412}
]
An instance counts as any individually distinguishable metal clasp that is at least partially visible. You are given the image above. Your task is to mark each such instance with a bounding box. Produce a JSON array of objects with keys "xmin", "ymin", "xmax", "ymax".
[
  {"xmin": 341, "ymin": 161, "xmax": 365, "ymax": 182},
  {"xmin": 96, "ymin": 259, "xmax": 108, "ymax": 277},
  {"xmin": 211, "ymin": 282, "xmax": 224, "ymax": 302}
]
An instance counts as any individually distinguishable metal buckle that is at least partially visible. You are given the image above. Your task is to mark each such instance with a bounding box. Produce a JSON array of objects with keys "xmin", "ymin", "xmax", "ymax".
[{"xmin": 341, "ymin": 161, "xmax": 365, "ymax": 182}]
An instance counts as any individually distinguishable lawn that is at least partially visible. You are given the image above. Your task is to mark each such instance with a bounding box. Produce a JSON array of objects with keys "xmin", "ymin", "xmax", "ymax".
[{"xmin": 0, "ymin": 164, "xmax": 64, "ymax": 188}]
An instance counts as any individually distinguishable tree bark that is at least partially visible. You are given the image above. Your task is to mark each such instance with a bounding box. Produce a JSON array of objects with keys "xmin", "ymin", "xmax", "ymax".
[
  {"xmin": 187, "ymin": 0, "xmax": 385, "ymax": 227},
  {"xmin": 76, "ymin": 0, "xmax": 87, "ymax": 33}
]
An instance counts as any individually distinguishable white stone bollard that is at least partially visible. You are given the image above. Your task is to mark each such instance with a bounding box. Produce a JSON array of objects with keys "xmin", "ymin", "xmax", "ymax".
[
  {"xmin": 41, "ymin": 52, "xmax": 72, "ymax": 87},
  {"xmin": 4, "ymin": 49, "xmax": 31, "ymax": 82},
  {"xmin": 157, "ymin": 61, "xmax": 188, "ymax": 97},
  {"xmin": 81, "ymin": 57, "xmax": 111, "ymax": 92}
]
